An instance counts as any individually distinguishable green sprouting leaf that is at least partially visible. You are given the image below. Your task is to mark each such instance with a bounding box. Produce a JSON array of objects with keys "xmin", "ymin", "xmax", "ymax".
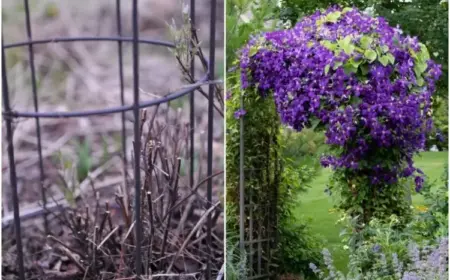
[
  {"xmin": 364, "ymin": 49, "xmax": 377, "ymax": 63},
  {"xmin": 338, "ymin": 36, "xmax": 354, "ymax": 55},
  {"xmin": 342, "ymin": 7, "xmax": 353, "ymax": 13},
  {"xmin": 354, "ymin": 46, "xmax": 364, "ymax": 53},
  {"xmin": 414, "ymin": 61, "xmax": 428, "ymax": 76},
  {"xmin": 44, "ymin": 2, "xmax": 59, "ymax": 18},
  {"xmin": 416, "ymin": 77, "xmax": 425, "ymax": 87},
  {"xmin": 343, "ymin": 44, "xmax": 354, "ymax": 55},
  {"xmin": 321, "ymin": 40, "xmax": 337, "ymax": 51},
  {"xmin": 63, "ymin": 157, "xmax": 72, "ymax": 170},
  {"xmin": 333, "ymin": 61, "xmax": 343, "ymax": 70},
  {"xmin": 338, "ymin": 35, "xmax": 351, "ymax": 47},
  {"xmin": 381, "ymin": 45, "xmax": 389, "ymax": 53},
  {"xmin": 316, "ymin": 17, "xmax": 325, "ymax": 26},
  {"xmin": 375, "ymin": 46, "xmax": 383, "ymax": 57},
  {"xmin": 360, "ymin": 35, "xmax": 373, "ymax": 50},
  {"xmin": 343, "ymin": 62, "xmax": 358, "ymax": 75},
  {"xmin": 379, "ymin": 55, "xmax": 389, "ymax": 67},
  {"xmin": 77, "ymin": 141, "xmax": 91, "ymax": 182},
  {"xmin": 414, "ymin": 68, "xmax": 422, "ymax": 79},
  {"xmin": 349, "ymin": 58, "xmax": 362, "ymax": 69},
  {"xmin": 418, "ymin": 43, "xmax": 430, "ymax": 60},
  {"xmin": 409, "ymin": 48, "xmax": 418, "ymax": 59},
  {"xmin": 324, "ymin": 64, "xmax": 330, "ymax": 75},
  {"xmin": 386, "ymin": 53, "xmax": 395, "ymax": 64},
  {"xmin": 325, "ymin": 11, "xmax": 342, "ymax": 23},
  {"xmin": 249, "ymin": 45, "xmax": 258, "ymax": 57}
]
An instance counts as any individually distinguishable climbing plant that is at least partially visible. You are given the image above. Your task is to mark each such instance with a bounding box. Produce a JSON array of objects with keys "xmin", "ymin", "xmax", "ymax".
[
  {"xmin": 278, "ymin": 0, "xmax": 448, "ymax": 149},
  {"xmin": 226, "ymin": 1, "xmax": 325, "ymax": 277},
  {"xmin": 239, "ymin": 6, "xmax": 442, "ymax": 226},
  {"xmin": 226, "ymin": 72, "xmax": 322, "ymax": 277},
  {"xmin": 225, "ymin": 73, "xmax": 281, "ymax": 234}
]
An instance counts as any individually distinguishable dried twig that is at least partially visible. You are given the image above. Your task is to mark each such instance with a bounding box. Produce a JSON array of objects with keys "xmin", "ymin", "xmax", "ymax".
[
  {"xmin": 166, "ymin": 201, "xmax": 220, "ymax": 273},
  {"xmin": 144, "ymin": 273, "xmax": 200, "ymax": 279}
]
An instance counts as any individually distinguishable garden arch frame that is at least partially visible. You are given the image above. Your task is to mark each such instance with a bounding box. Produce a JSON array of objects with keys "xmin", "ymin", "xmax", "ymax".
[{"xmin": 238, "ymin": 92, "xmax": 280, "ymax": 280}]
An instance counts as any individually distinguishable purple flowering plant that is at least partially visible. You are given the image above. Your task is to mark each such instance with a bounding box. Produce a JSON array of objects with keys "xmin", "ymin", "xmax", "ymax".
[
  {"xmin": 309, "ymin": 237, "xmax": 448, "ymax": 280},
  {"xmin": 233, "ymin": 108, "xmax": 247, "ymax": 119},
  {"xmin": 238, "ymin": 6, "xmax": 442, "ymax": 223}
]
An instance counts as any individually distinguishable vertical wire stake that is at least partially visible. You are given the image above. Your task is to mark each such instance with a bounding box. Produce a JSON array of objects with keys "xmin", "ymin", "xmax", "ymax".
[
  {"xmin": 116, "ymin": 0, "xmax": 128, "ymax": 183},
  {"xmin": 132, "ymin": 0, "xmax": 142, "ymax": 277},
  {"xmin": 189, "ymin": 0, "xmax": 196, "ymax": 190},
  {"xmin": 2, "ymin": 41, "xmax": 26, "ymax": 280},
  {"xmin": 23, "ymin": 0, "xmax": 48, "ymax": 234},
  {"xmin": 207, "ymin": 0, "xmax": 217, "ymax": 278},
  {"xmin": 239, "ymin": 91, "xmax": 245, "ymax": 254}
]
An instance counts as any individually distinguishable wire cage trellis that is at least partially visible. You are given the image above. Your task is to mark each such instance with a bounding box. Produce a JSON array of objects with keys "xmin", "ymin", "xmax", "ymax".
[{"xmin": 2, "ymin": 0, "xmax": 223, "ymax": 279}]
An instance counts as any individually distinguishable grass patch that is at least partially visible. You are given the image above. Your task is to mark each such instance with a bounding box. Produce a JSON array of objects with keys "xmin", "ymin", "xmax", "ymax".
[{"xmin": 293, "ymin": 151, "xmax": 448, "ymax": 272}]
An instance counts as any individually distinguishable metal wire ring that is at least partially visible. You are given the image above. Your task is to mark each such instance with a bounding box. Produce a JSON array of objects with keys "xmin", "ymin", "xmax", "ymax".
[{"xmin": 2, "ymin": 36, "xmax": 208, "ymax": 118}]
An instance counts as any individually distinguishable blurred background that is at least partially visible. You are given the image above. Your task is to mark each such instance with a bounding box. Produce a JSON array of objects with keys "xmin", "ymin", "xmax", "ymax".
[{"xmin": 2, "ymin": 0, "xmax": 224, "ymax": 218}]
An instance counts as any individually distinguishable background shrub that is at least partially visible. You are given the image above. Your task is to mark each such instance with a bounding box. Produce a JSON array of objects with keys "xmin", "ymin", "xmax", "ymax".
[
  {"xmin": 328, "ymin": 167, "xmax": 449, "ymax": 278},
  {"xmin": 226, "ymin": 234, "xmax": 249, "ymax": 280},
  {"xmin": 281, "ymin": 128, "xmax": 328, "ymax": 175},
  {"xmin": 310, "ymin": 237, "xmax": 448, "ymax": 279},
  {"xmin": 410, "ymin": 164, "xmax": 449, "ymax": 240}
]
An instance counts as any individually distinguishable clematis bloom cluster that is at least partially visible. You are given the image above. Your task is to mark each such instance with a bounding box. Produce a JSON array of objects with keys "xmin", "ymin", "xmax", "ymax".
[{"xmin": 239, "ymin": 6, "xmax": 442, "ymax": 191}]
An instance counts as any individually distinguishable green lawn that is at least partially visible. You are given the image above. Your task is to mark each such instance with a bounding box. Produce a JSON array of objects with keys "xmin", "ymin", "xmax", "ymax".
[{"xmin": 293, "ymin": 151, "xmax": 448, "ymax": 271}]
